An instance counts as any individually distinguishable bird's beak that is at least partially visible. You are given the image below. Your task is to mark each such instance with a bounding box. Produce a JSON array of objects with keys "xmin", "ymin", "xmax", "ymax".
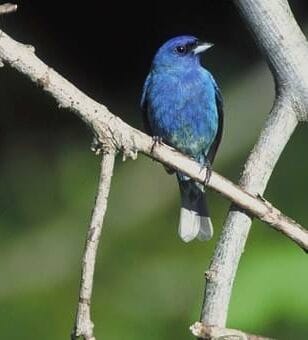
[{"xmin": 193, "ymin": 42, "xmax": 214, "ymax": 55}]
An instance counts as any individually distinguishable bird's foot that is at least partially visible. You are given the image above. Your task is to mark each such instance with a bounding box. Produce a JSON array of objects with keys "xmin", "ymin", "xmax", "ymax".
[
  {"xmin": 151, "ymin": 135, "xmax": 163, "ymax": 154},
  {"xmin": 90, "ymin": 136, "xmax": 103, "ymax": 155},
  {"xmin": 201, "ymin": 159, "xmax": 212, "ymax": 187}
]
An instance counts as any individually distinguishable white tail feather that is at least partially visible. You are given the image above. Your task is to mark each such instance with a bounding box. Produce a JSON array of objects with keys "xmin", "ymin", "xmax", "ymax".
[
  {"xmin": 197, "ymin": 216, "xmax": 213, "ymax": 241},
  {"xmin": 178, "ymin": 207, "xmax": 213, "ymax": 242}
]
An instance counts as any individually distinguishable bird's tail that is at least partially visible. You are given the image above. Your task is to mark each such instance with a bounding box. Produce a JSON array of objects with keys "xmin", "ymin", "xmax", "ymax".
[{"xmin": 178, "ymin": 179, "xmax": 213, "ymax": 242}]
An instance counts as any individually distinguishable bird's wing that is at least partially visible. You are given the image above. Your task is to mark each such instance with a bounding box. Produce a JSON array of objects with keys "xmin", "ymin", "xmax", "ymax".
[
  {"xmin": 140, "ymin": 73, "xmax": 153, "ymax": 136},
  {"xmin": 140, "ymin": 71, "xmax": 175, "ymax": 175},
  {"xmin": 207, "ymin": 79, "xmax": 224, "ymax": 164}
]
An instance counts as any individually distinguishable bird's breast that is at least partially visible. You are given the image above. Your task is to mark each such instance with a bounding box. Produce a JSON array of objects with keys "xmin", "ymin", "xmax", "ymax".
[{"xmin": 147, "ymin": 69, "xmax": 218, "ymax": 160}]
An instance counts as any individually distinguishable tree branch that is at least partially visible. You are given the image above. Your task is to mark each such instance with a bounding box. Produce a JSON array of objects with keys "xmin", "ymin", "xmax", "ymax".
[
  {"xmin": 71, "ymin": 149, "xmax": 116, "ymax": 340},
  {"xmin": 0, "ymin": 28, "xmax": 306, "ymax": 252},
  {"xmin": 199, "ymin": 0, "xmax": 308, "ymax": 331}
]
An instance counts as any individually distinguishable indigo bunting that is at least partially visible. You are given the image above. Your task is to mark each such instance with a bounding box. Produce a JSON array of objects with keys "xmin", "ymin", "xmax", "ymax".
[{"xmin": 141, "ymin": 36, "xmax": 223, "ymax": 242}]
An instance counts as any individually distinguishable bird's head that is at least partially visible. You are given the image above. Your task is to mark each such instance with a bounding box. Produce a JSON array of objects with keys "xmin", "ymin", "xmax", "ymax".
[{"xmin": 152, "ymin": 35, "xmax": 213, "ymax": 69}]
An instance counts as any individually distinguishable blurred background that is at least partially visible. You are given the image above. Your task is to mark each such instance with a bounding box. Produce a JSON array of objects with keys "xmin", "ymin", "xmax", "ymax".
[{"xmin": 0, "ymin": 1, "xmax": 307, "ymax": 339}]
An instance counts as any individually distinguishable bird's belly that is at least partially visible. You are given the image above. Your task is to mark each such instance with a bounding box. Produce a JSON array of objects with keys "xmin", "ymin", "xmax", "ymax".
[
  {"xmin": 150, "ymin": 108, "xmax": 218, "ymax": 160},
  {"xmin": 147, "ymin": 69, "xmax": 219, "ymax": 162}
]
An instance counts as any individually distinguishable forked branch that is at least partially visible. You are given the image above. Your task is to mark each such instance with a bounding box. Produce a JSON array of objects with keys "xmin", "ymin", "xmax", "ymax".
[{"xmin": 0, "ymin": 28, "xmax": 306, "ymax": 252}]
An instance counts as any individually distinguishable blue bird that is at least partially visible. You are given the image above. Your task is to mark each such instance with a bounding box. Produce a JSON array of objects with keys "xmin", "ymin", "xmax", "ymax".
[{"xmin": 141, "ymin": 35, "xmax": 223, "ymax": 242}]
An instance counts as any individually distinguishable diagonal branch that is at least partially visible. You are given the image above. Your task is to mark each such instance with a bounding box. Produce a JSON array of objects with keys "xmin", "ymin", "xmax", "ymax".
[
  {"xmin": 71, "ymin": 149, "xmax": 116, "ymax": 340},
  {"xmin": 0, "ymin": 27, "xmax": 307, "ymax": 252}
]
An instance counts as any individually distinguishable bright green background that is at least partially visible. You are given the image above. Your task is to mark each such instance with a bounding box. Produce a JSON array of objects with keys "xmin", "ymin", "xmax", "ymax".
[{"xmin": 0, "ymin": 12, "xmax": 308, "ymax": 340}]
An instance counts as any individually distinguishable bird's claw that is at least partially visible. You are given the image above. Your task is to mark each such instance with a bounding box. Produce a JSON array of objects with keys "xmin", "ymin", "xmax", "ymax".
[
  {"xmin": 91, "ymin": 136, "xmax": 103, "ymax": 155},
  {"xmin": 151, "ymin": 135, "xmax": 163, "ymax": 154},
  {"xmin": 201, "ymin": 159, "xmax": 212, "ymax": 187}
]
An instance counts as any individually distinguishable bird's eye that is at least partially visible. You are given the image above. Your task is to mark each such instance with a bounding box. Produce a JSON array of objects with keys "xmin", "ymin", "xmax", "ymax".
[{"xmin": 175, "ymin": 45, "xmax": 187, "ymax": 55}]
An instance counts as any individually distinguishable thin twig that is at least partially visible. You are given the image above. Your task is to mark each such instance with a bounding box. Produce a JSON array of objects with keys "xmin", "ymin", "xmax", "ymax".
[
  {"xmin": 0, "ymin": 28, "xmax": 306, "ymax": 252},
  {"xmin": 71, "ymin": 150, "xmax": 116, "ymax": 340},
  {"xmin": 0, "ymin": 3, "xmax": 17, "ymax": 15},
  {"xmin": 190, "ymin": 322, "xmax": 275, "ymax": 340}
]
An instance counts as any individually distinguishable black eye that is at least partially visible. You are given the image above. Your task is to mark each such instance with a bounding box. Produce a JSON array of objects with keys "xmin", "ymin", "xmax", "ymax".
[{"xmin": 175, "ymin": 45, "xmax": 187, "ymax": 55}]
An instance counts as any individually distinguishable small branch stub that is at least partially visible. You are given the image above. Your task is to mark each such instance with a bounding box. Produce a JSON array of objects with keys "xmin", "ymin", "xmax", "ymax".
[{"xmin": 0, "ymin": 3, "xmax": 17, "ymax": 15}]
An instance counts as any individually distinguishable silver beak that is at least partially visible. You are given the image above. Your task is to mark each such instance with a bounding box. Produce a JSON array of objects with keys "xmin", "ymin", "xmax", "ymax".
[{"xmin": 193, "ymin": 42, "xmax": 214, "ymax": 55}]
